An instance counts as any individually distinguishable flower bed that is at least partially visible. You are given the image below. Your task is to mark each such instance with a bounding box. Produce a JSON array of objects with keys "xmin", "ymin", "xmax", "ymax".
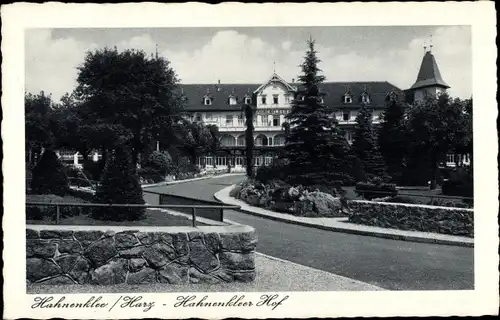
[
  {"xmin": 348, "ymin": 200, "xmax": 474, "ymax": 237},
  {"xmin": 231, "ymin": 180, "xmax": 347, "ymax": 218}
]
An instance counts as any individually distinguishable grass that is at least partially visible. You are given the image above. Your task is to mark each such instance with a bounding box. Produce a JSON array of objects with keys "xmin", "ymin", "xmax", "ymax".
[{"xmin": 26, "ymin": 194, "xmax": 208, "ymax": 227}]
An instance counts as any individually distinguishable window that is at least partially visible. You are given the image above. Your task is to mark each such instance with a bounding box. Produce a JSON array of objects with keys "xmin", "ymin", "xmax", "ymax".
[
  {"xmin": 229, "ymin": 96, "xmax": 237, "ymax": 105},
  {"xmin": 261, "ymin": 95, "xmax": 267, "ymax": 104},
  {"xmin": 273, "ymin": 95, "xmax": 279, "ymax": 104},
  {"xmin": 238, "ymin": 115, "xmax": 244, "ymax": 126},
  {"xmin": 274, "ymin": 135, "xmax": 285, "ymax": 146},
  {"xmin": 225, "ymin": 115, "xmax": 233, "ymax": 126},
  {"xmin": 344, "ymin": 95, "xmax": 352, "ymax": 104},
  {"xmin": 195, "ymin": 113, "xmax": 202, "ymax": 122},
  {"xmin": 245, "ymin": 97, "xmax": 252, "ymax": 105},
  {"xmin": 205, "ymin": 113, "xmax": 213, "ymax": 121},
  {"xmin": 362, "ymin": 94, "xmax": 370, "ymax": 104},
  {"xmin": 264, "ymin": 156, "xmax": 273, "ymax": 166},
  {"xmin": 343, "ymin": 111, "xmax": 350, "ymax": 121},
  {"xmin": 272, "ymin": 115, "xmax": 280, "ymax": 127},
  {"xmin": 284, "ymin": 94, "xmax": 290, "ymax": 103},
  {"xmin": 204, "ymin": 98, "xmax": 212, "ymax": 105},
  {"xmin": 237, "ymin": 135, "xmax": 245, "ymax": 146},
  {"xmin": 345, "ymin": 131, "xmax": 353, "ymax": 142}
]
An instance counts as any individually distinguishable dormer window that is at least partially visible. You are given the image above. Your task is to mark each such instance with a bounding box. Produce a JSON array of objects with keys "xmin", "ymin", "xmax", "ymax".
[
  {"xmin": 388, "ymin": 91, "xmax": 398, "ymax": 102},
  {"xmin": 344, "ymin": 94, "xmax": 352, "ymax": 104},
  {"xmin": 362, "ymin": 94, "xmax": 370, "ymax": 104},
  {"xmin": 204, "ymin": 97, "xmax": 212, "ymax": 105},
  {"xmin": 244, "ymin": 96, "xmax": 252, "ymax": 105},
  {"xmin": 229, "ymin": 96, "xmax": 237, "ymax": 105}
]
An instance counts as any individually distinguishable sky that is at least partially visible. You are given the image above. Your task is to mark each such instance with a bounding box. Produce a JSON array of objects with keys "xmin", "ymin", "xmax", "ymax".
[{"xmin": 25, "ymin": 26, "xmax": 471, "ymax": 102}]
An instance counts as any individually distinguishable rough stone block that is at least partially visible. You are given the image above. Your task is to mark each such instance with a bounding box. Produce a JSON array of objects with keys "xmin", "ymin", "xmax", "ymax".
[
  {"xmin": 40, "ymin": 230, "xmax": 74, "ymax": 240},
  {"xmin": 129, "ymin": 258, "xmax": 148, "ymax": 272},
  {"xmin": 84, "ymin": 237, "xmax": 118, "ymax": 268},
  {"xmin": 137, "ymin": 232, "xmax": 160, "ymax": 245},
  {"xmin": 158, "ymin": 263, "xmax": 189, "ymax": 284},
  {"xmin": 127, "ymin": 268, "xmax": 156, "ymax": 284},
  {"xmin": 172, "ymin": 233, "xmax": 189, "ymax": 255},
  {"xmin": 69, "ymin": 257, "xmax": 91, "ymax": 284},
  {"xmin": 230, "ymin": 270, "xmax": 256, "ymax": 282},
  {"xmin": 220, "ymin": 232, "xmax": 257, "ymax": 252},
  {"xmin": 143, "ymin": 243, "xmax": 177, "ymax": 268},
  {"xmin": 55, "ymin": 254, "xmax": 80, "ymax": 273},
  {"xmin": 187, "ymin": 231, "xmax": 202, "ymax": 241},
  {"xmin": 189, "ymin": 240, "xmax": 219, "ymax": 273},
  {"xmin": 90, "ymin": 259, "xmax": 128, "ymax": 285},
  {"xmin": 58, "ymin": 240, "xmax": 83, "ymax": 254},
  {"xmin": 27, "ymin": 258, "xmax": 61, "ymax": 283},
  {"xmin": 74, "ymin": 230, "xmax": 104, "ymax": 242},
  {"xmin": 203, "ymin": 233, "xmax": 221, "ymax": 253},
  {"xmin": 220, "ymin": 251, "xmax": 255, "ymax": 271},
  {"xmin": 119, "ymin": 246, "xmax": 145, "ymax": 258},
  {"xmin": 115, "ymin": 232, "xmax": 140, "ymax": 249},
  {"xmin": 188, "ymin": 267, "xmax": 220, "ymax": 284},
  {"xmin": 27, "ymin": 240, "xmax": 57, "ymax": 258},
  {"xmin": 26, "ymin": 229, "xmax": 39, "ymax": 239}
]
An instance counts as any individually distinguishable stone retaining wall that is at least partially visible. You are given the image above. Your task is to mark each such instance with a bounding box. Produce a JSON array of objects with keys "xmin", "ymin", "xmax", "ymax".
[
  {"xmin": 26, "ymin": 225, "xmax": 257, "ymax": 285},
  {"xmin": 348, "ymin": 200, "xmax": 474, "ymax": 237}
]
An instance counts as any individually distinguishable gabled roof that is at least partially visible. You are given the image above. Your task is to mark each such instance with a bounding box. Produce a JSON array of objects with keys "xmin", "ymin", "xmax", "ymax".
[
  {"xmin": 410, "ymin": 51, "xmax": 449, "ymax": 90},
  {"xmin": 253, "ymin": 72, "xmax": 297, "ymax": 93},
  {"xmin": 180, "ymin": 81, "xmax": 403, "ymax": 112}
]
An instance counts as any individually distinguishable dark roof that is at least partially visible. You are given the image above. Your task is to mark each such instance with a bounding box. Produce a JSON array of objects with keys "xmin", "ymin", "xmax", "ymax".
[
  {"xmin": 180, "ymin": 81, "xmax": 402, "ymax": 112},
  {"xmin": 410, "ymin": 51, "xmax": 449, "ymax": 90},
  {"xmin": 181, "ymin": 83, "xmax": 259, "ymax": 112}
]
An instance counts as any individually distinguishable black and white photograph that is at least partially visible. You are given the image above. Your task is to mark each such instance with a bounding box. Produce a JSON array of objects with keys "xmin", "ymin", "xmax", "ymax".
[{"xmin": 2, "ymin": 2, "xmax": 498, "ymax": 319}]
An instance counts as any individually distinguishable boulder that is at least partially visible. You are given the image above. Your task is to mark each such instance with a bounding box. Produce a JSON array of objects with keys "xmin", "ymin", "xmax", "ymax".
[
  {"xmin": 90, "ymin": 259, "xmax": 127, "ymax": 285},
  {"xmin": 127, "ymin": 268, "xmax": 157, "ymax": 285},
  {"xmin": 189, "ymin": 240, "xmax": 219, "ymax": 273},
  {"xmin": 301, "ymin": 191, "xmax": 343, "ymax": 217},
  {"xmin": 158, "ymin": 263, "xmax": 189, "ymax": 284},
  {"xmin": 27, "ymin": 258, "xmax": 61, "ymax": 282},
  {"xmin": 84, "ymin": 237, "xmax": 118, "ymax": 268}
]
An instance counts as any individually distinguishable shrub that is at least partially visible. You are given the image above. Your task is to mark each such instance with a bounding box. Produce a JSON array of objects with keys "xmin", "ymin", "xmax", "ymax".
[
  {"xmin": 377, "ymin": 195, "xmax": 419, "ymax": 204},
  {"xmin": 144, "ymin": 151, "xmax": 173, "ymax": 176},
  {"xmin": 255, "ymin": 159, "xmax": 288, "ymax": 183},
  {"xmin": 83, "ymin": 159, "xmax": 106, "ymax": 181},
  {"xmin": 137, "ymin": 167, "xmax": 164, "ymax": 184},
  {"xmin": 229, "ymin": 185, "xmax": 242, "ymax": 198},
  {"xmin": 31, "ymin": 149, "xmax": 69, "ymax": 196},
  {"xmin": 92, "ymin": 146, "xmax": 145, "ymax": 221},
  {"xmin": 355, "ymin": 181, "xmax": 398, "ymax": 200}
]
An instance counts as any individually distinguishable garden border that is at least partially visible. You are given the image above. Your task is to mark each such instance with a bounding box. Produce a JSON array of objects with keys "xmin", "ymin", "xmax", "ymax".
[{"xmin": 214, "ymin": 185, "xmax": 474, "ymax": 248}]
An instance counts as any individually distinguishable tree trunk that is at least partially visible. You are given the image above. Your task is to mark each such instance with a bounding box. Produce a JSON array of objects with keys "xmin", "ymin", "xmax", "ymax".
[{"xmin": 430, "ymin": 153, "xmax": 438, "ymax": 190}]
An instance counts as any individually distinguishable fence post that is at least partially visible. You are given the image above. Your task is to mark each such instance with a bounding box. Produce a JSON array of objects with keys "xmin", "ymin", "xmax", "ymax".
[
  {"xmin": 192, "ymin": 207, "xmax": 197, "ymax": 227},
  {"xmin": 56, "ymin": 204, "xmax": 60, "ymax": 225},
  {"xmin": 220, "ymin": 208, "xmax": 224, "ymax": 222}
]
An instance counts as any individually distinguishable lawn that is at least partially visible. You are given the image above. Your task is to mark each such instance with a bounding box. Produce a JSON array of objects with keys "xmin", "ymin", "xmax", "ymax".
[{"xmin": 26, "ymin": 194, "xmax": 209, "ymax": 227}]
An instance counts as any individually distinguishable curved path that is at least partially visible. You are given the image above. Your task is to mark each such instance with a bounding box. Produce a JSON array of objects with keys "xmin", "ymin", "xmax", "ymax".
[{"xmin": 145, "ymin": 175, "xmax": 474, "ymax": 291}]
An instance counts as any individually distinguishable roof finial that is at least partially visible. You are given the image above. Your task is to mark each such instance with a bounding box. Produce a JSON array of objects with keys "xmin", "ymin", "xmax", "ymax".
[
  {"xmin": 273, "ymin": 61, "xmax": 276, "ymax": 73},
  {"xmin": 429, "ymin": 34, "xmax": 433, "ymax": 52},
  {"xmin": 423, "ymin": 39, "xmax": 427, "ymax": 52}
]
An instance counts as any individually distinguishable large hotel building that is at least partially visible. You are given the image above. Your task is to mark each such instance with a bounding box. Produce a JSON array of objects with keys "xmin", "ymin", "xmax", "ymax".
[{"xmin": 59, "ymin": 49, "xmax": 469, "ymax": 170}]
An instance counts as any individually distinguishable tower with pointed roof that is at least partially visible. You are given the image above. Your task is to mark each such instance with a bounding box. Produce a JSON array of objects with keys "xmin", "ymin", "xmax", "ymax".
[{"xmin": 408, "ymin": 47, "xmax": 449, "ymax": 102}]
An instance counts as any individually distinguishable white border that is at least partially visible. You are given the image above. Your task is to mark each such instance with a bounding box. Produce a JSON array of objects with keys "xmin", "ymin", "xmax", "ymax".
[{"xmin": 2, "ymin": 2, "xmax": 498, "ymax": 318}]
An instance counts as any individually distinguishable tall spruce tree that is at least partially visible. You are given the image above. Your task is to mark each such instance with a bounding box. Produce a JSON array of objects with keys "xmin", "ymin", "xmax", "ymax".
[
  {"xmin": 378, "ymin": 96, "xmax": 408, "ymax": 183},
  {"xmin": 242, "ymin": 104, "xmax": 255, "ymax": 178},
  {"xmin": 284, "ymin": 38, "xmax": 352, "ymax": 185},
  {"xmin": 352, "ymin": 104, "xmax": 388, "ymax": 179}
]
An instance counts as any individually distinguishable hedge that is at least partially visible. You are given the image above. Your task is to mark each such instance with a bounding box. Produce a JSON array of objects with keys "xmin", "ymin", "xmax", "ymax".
[
  {"xmin": 355, "ymin": 181, "xmax": 398, "ymax": 200},
  {"xmin": 348, "ymin": 200, "xmax": 473, "ymax": 237}
]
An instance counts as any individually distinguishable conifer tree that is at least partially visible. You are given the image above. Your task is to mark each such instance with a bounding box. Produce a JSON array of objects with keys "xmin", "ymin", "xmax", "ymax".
[
  {"xmin": 352, "ymin": 104, "xmax": 388, "ymax": 179},
  {"xmin": 378, "ymin": 96, "xmax": 408, "ymax": 183},
  {"xmin": 92, "ymin": 145, "xmax": 145, "ymax": 221},
  {"xmin": 284, "ymin": 38, "xmax": 352, "ymax": 185},
  {"xmin": 30, "ymin": 149, "xmax": 69, "ymax": 196}
]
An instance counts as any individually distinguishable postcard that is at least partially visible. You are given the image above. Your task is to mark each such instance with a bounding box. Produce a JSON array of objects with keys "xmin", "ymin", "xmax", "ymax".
[{"xmin": 2, "ymin": 2, "xmax": 498, "ymax": 319}]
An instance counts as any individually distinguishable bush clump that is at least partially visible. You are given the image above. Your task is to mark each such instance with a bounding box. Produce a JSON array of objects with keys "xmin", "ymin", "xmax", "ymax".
[
  {"xmin": 144, "ymin": 151, "xmax": 173, "ymax": 175},
  {"xmin": 31, "ymin": 149, "xmax": 69, "ymax": 196},
  {"xmin": 92, "ymin": 146, "xmax": 145, "ymax": 221}
]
